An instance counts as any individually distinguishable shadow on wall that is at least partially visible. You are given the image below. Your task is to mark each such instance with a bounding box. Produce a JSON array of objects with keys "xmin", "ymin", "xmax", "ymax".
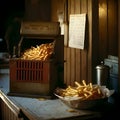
[{"xmin": 4, "ymin": 17, "xmax": 22, "ymax": 57}]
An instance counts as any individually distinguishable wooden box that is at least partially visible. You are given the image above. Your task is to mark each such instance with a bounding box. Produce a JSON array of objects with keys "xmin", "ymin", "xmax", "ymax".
[{"xmin": 8, "ymin": 59, "xmax": 57, "ymax": 98}]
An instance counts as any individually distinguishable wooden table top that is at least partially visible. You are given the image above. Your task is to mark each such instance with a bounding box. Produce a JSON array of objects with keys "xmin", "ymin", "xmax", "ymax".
[{"xmin": 0, "ymin": 70, "xmax": 118, "ymax": 120}]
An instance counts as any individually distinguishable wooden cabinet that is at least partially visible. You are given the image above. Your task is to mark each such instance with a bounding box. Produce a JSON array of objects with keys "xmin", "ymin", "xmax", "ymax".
[{"xmin": 0, "ymin": 92, "xmax": 25, "ymax": 120}]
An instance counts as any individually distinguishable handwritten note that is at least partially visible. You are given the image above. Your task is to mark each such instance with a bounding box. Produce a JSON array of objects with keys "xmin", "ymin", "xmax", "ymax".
[{"xmin": 69, "ymin": 14, "xmax": 86, "ymax": 49}]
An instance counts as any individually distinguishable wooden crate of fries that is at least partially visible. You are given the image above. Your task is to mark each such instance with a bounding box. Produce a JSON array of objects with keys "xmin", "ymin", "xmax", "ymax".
[{"xmin": 8, "ymin": 42, "xmax": 58, "ymax": 98}]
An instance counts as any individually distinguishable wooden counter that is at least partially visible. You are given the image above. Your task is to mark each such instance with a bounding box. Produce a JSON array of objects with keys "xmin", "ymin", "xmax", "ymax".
[{"xmin": 0, "ymin": 70, "xmax": 119, "ymax": 120}]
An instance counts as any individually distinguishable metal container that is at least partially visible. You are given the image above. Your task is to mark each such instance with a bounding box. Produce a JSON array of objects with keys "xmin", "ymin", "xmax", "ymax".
[{"xmin": 96, "ymin": 61, "xmax": 110, "ymax": 86}]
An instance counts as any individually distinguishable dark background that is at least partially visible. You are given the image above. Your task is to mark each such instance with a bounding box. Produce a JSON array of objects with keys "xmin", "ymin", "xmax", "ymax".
[{"xmin": 0, "ymin": 0, "xmax": 25, "ymax": 52}]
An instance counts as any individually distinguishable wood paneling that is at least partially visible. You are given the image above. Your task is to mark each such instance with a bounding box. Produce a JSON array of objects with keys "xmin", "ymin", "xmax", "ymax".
[
  {"xmin": 51, "ymin": 0, "xmax": 99, "ymax": 86},
  {"xmin": 0, "ymin": 98, "xmax": 24, "ymax": 120},
  {"xmin": 99, "ymin": 0, "xmax": 118, "ymax": 61},
  {"xmin": 99, "ymin": 0, "xmax": 108, "ymax": 61},
  {"xmin": 107, "ymin": 0, "xmax": 118, "ymax": 56},
  {"xmin": 51, "ymin": 0, "xmax": 118, "ymax": 87},
  {"xmin": 25, "ymin": 0, "xmax": 51, "ymax": 21}
]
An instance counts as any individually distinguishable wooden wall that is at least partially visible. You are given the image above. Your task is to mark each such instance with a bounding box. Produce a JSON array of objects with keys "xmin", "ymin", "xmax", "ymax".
[
  {"xmin": 51, "ymin": 0, "xmax": 118, "ymax": 86},
  {"xmin": 51, "ymin": 0, "xmax": 99, "ymax": 86},
  {"xmin": 99, "ymin": 0, "xmax": 118, "ymax": 61},
  {"xmin": 24, "ymin": 0, "xmax": 118, "ymax": 88},
  {"xmin": 99, "ymin": 0, "xmax": 119, "ymax": 91},
  {"xmin": 24, "ymin": 0, "xmax": 51, "ymax": 21}
]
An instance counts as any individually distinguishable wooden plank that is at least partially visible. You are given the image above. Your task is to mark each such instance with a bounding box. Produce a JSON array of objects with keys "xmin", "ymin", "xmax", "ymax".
[
  {"xmin": 64, "ymin": 47, "xmax": 67, "ymax": 84},
  {"xmin": 69, "ymin": 0, "xmax": 76, "ymax": 86},
  {"xmin": 74, "ymin": 0, "xmax": 81, "ymax": 83},
  {"xmin": 80, "ymin": 0, "xmax": 88, "ymax": 83},
  {"xmin": 64, "ymin": 0, "xmax": 69, "ymax": 46},
  {"xmin": 99, "ymin": 0, "xmax": 108, "ymax": 59},
  {"xmin": 51, "ymin": 0, "xmax": 58, "ymax": 21},
  {"xmin": 91, "ymin": 0, "xmax": 99, "ymax": 84},
  {"xmin": 64, "ymin": 0, "xmax": 71, "ymax": 86},
  {"xmin": 70, "ymin": 47, "xmax": 76, "ymax": 86},
  {"xmin": 108, "ymin": 0, "xmax": 118, "ymax": 55},
  {"xmin": 66, "ymin": 47, "xmax": 71, "ymax": 85},
  {"xmin": 87, "ymin": 0, "xmax": 92, "ymax": 83},
  {"xmin": 75, "ymin": 49, "xmax": 81, "ymax": 82}
]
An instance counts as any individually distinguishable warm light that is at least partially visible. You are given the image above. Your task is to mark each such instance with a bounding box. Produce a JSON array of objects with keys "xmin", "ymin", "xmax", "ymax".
[
  {"xmin": 99, "ymin": 3, "xmax": 106, "ymax": 17},
  {"xmin": 57, "ymin": 11, "xmax": 65, "ymax": 35}
]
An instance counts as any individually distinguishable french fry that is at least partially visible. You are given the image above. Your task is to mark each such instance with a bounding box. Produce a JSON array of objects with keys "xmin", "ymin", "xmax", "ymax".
[
  {"xmin": 89, "ymin": 82, "xmax": 93, "ymax": 89},
  {"xmin": 21, "ymin": 42, "xmax": 54, "ymax": 61},
  {"xmin": 82, "ymin": 80, "xmax": 87, "ymax": 86},
  {"xmin": 57, "ymin": 80, "xmax": 104, "ymax": 100},
  {"xmin": 75, "ymin": 81, "xmax": 81, "ymax": 87}
]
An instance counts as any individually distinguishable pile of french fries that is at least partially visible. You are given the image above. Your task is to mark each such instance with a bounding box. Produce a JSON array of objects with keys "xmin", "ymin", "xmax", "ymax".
[
  {"xmin": 56, "ymin": 80, "xmax": 104, "ymax": 100},
  {"xmin": 21, "ymin": 42, "xmax": 54, "ymax": 61}
]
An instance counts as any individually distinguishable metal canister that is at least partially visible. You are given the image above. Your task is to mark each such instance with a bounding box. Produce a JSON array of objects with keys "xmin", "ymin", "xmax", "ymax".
[{"xmin": 96, "ymin": 61, "xmax": 110, "ymax": 86}]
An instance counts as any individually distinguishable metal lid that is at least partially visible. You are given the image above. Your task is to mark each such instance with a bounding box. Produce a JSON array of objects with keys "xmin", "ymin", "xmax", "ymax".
[{"xmin": 96, "ymin": 61, "xmax": 109, "ymax": 70}]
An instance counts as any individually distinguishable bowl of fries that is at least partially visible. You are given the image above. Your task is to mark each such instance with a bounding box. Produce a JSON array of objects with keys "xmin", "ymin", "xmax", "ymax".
[{"xmin": 55, "ymin": 80, "xmax": 114, "ymax": 109}]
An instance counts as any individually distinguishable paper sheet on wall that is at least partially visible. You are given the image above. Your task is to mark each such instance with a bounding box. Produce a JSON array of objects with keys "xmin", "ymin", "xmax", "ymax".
[{"xmin": 68, "ymin": 14, "xmax": 86, "ymax": 49}]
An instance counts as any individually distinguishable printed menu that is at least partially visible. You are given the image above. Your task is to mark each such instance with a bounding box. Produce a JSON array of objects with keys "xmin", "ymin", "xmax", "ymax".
[{"xmin": 69, "ymin": 14, "xmax": 86, "ymax": 49}]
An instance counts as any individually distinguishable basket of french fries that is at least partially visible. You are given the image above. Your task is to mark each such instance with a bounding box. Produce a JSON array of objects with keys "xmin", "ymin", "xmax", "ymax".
[
  {"xmin": 20, "ymin": 42, "xmax": 55, "ymax": 61},
  {"xmin": 8, "ymin": 41, "xmax": 59, "ymax": 97},
  {"xmin": 10, "ymin": 42, "xmax": 56, "ymax": 83},
  {"xmin": 55, "ymin": 80, "xmax": 114, "ymax": 109}
]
